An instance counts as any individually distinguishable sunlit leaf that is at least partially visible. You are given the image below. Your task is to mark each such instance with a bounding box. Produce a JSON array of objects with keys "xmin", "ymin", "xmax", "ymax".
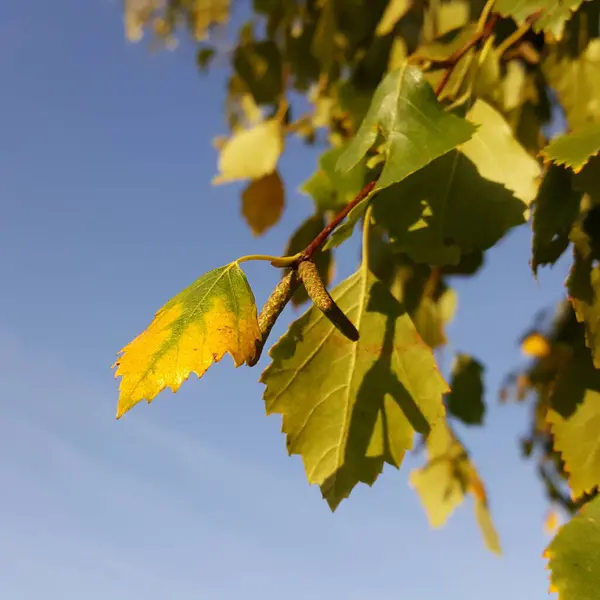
[
  {"xmin": 213, "ymin": 119, "xmax": 283, "ymax": 184},
  {"xmin": 375, "ymin": 0, "xmax": 411, "ymax": 36},
  {"xmin": 531, "ymin": 165, "xmax": 582, "ymax": 274},
  {"xmin": 446, "ymin": 353, "xmax": 485, "ymax": 426},
  {"xmin": 261, "ymin": 265, "xmax": 448, "ymax": 510},
  {"xmin": 114, "ymin": 263, "xmax": 260, "ymax": 418},
  {"xmin": 545, "ymin": 495, "xmax": 600, "ymax": 600},
  {"xmin": 462, "ymin": 100, "xmax": 541, "ymax": 204},
  {"xmin": 495, "ymin": 0, "xmax": 586, "ymax": 38},
  {"xmin": 336, "ymin": 64, "xmax": 476, "ymax": 191},
  {"xmin": 241, "ymin": 171, "xmax": 285, "ymax": 236},
  {"xmin": 540, "ymin": 124, "xmax": 600, "ymax": 173},
  {"xmin": 373, "ymin": 152, "xmax": 527, "ymax": 266},
  {"xmin": 283, "ymin": 214, "xmax": 333, "ymax": 307},
  {"xmin": 548, "ymin": 389, "xmax": 600, "ymax": 499}
]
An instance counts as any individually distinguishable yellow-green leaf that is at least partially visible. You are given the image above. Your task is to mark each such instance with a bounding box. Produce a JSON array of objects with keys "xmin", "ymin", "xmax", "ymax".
[
  {"xmin": 113, "ymin": 263, "xmax": 260, "ymax": 418},
  {"xmin": 540, "ymin": 124, "xmax": 600, "ymax": 173},
  {"xmin": 462, "ymin": 100, "xmax": 541, "ymax": 204},
  {"xmin": 375, "ymin": 0, "xmax": 411, "ymax": 36},
  {"xmin": 261, "ymin": 265, "xmax": 448, "ymax": 510},
  {"xmin": 213, "ymin": 119, "xmax": 283, "ymax": 184},
  {"xmin": 548, "ymin": 390, "xmax": 600, "ymax": 499},
  {"xmin": 241, "ymin": 171, "xmax": 285, "ymax": 236},
  {"xmin": 545, "ymin": 495, "xmax": 600, "ymax": 600},
  {"xmin": 544, "ymin": 39, "xmax": 600, "ymax": 130},
  {"xmin": 569, "ymin": 264, "xmax": 600, "ymax": 368}
]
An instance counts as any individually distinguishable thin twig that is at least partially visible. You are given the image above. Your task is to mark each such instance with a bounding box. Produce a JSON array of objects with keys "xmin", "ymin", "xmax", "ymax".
[{"xmin": 299, "ymin": 180, "xmax": 377, "ymax": 261}]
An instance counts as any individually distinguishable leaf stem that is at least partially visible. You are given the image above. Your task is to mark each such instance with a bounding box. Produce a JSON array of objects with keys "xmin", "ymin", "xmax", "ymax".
[
  {"xmin": 476, "ymin": 0, "xmax": 496, "ymax": 34},
  {"xmin": 495, "ymin": 10, "xmax": 543, "ymax": 57},
  {"xmin": 361, "ymin": 203, "xmax": 374, "ymax": 273},
  {"xmin": 300, "ymin": 180, "xmax": 377, "ymax": 261}
]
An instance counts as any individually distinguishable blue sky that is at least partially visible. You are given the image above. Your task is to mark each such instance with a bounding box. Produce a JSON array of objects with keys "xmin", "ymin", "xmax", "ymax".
[{"xmin": 0, "ymin": 2, "xmax": 570, "ymax": 598}]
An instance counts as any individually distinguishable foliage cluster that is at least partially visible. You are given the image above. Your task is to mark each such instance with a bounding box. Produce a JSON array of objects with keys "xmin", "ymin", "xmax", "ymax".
[{"xmin": 117, "ymin": 1, "xmax": 600, "ymax": 596}]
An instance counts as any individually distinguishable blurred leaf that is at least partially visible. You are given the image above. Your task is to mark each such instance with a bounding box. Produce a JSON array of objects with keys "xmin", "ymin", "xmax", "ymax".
[
  {"xmin": 213, "ymin": 119, "xmax": 283, "ymax": 184},
  {"xmin": 261, "ymin": 266, "xmax": 448, "ymax": 510},
  {"xmin": 545, "ymin": 495, "xmax": 600, "ymax": 600},
  {"xmin": 375, "ymin": 0, "xmax": 410, "ymax": 36},
  {"xmin": 311, "ymin": 0, "xmax": 336, "ymax": 73},
  {"xmin": 569, "ymin": 264, "xmax": 600, "ymax": 368},
  {"xmin": 474, "ymin": 493, "xmax": 502, "ymax": 554},
  {"xmin": 544, "ymin": 39, "xmax": 600, "ymax": 130},
  {"xmin": 495, "ymin": 0, "xmax": 585, "ymax": 38},
  {"xmin": 197, "ymin": 46, "xmax": 216, "ymax": 71},
  {"xmin": 531, "ymin": 165, "xmax": 582, "ymax": 274},
  {"xmin": 373, "ymin": 152, "xmax": 527, "ymax": 266},
  {"xmin": 113, "ymin": 263, "xmax": 260, "ymax": 418},
  {"xmin": 234, "ymin": 40, "xmax": 283, "ymax": 104},
  {"xmin": 241, "ymin": 171, "xmax": 285, "ymax": 236},
  {"xmin": 521, "ymin": 332, "xmax": 551, "ymax": 358},
  {"xmin": 548, "ymin": 390, "xmax": 600, "ymax": 500},
  {"xmin": 300, "ymin": 145, "xmax": 368, "ymax": 212},
  {"xmin": 337, "ymin": 64, "xmax": 476, "ymax": 191},
  {"xmin": 447, "ymin": 354, "xmax": 485, "ymax": 426},
  {"xmin": 462, "ymin": 100, "xmax": 541, "ymax": 205},
  {"xmin": 283, "ymin": 215, "xmax": 333, "ymax": 307},
  {"xmin": 540, "ymin": 124, "xmax": 600, "ymax": 173}
]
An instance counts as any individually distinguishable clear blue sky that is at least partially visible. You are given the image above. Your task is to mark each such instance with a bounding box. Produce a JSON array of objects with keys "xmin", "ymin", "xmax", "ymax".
[{"xmin": 1, "ymin": 2, "xmax": 569, "ymax": 598}]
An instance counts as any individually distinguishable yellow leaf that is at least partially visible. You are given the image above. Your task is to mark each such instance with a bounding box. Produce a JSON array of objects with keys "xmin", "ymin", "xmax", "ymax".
[
  {"xmin": 375, "ymin": 0, "xmax": 410, "ymax": 36},
  {"xmin": 521, "ymin": 332, "xmax": 551, "ymax": 358},
  {"xmin": 213, "ymin": 119, "xmax": 283, "ymax": 184},
  {"xmin": 113, "ymin": 263, "xmax": 260, "ymax": 418},
  {"xmin": 241, "ymin": 171, "xmax": 285, "ymax": 236},
  {"xmin": 544, "ymin": 509, "xmax": 560, "ymax": 536}
]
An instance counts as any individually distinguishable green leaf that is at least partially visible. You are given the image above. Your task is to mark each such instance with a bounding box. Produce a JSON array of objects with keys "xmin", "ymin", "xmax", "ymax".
[
  {"xmin": 540, "ymin": 124, "xmax": 600, "ymax": 173},
  {"xmin": 113, "ymin": 263, "xmax": 260, "ymax": 418},
  {"xmin": 283, "ymin": 215, "xmax": 333, "ymax": 307},
  {"xmin": 261, "ymin": 266, "xmax": 448, "ymax": 510},
  {"xmin": 300, "ymin": 145, "xmax": 368, "ymax": 212},
  {"xmin": 241, "ymin": 171, "xmax": 285, "ymax": 236},
  {"xmin": 495, "ymin": 0, "xmax": 587, "ymax": 39},
  {"xmin": 548, "ymin": 389, "xmax": 600, "ymax": 499},
  {"xmin": 373, "ymin": 152, "xmax": 527, "ymax": 266},
  {"xmin": 197, "ymin": 46, "xmax": 216, "ymax": 72},
  {"xmin": 544, "ymin": 39, "xmax": 600, "ymax": 130},
  {"xmin": 213, "ymin": 119, "xmax": 283, "ymax": 184},
  {"xmin": 322, "ymin": 195, "xmax": 373, "ymax": 250},
  {"xmin": 336, "ymin": 64, "xmax": 476, "ymax": 191},
  {"xmin": 461, "ymin": 100, "xmax": 541, "ymax": 204},
  {"xmin": 447, "ymin": 353, "xmax": 485, "ymax": 426},
  {"xmin": 569, "ymin": 264, "xmax": 600, "ymax": 368},
  {"xmin": 531, "ymin": 165, "xmax": 582, "ymax": 274},
  {"xmin": 310, "ymin": 0, "xmax": 336, "ymax": 72},
  {"xmin": 545, "ymin": 495, "xmax": 600, "ymax": 600}
]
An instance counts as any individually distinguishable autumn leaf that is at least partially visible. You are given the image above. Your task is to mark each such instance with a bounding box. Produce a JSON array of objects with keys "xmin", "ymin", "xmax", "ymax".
[
  {"xmin": 241, "ymin": 171, "xmax": 285, "ymax": 236},
  {"xmin": 521, "ymin": 332, "xmax": 551, "ymax": 358},
  {"xmin": 336, "ymin": 63, "xmax": 476, "ymax": 192},
  {"xmin": 548, "ymin": 390, "xmax": 600, "ymax": 499},
  {"xmin": 113, "ymin": 263, "xmax": 260, "ymax": 418},
  {"xmin": 540, "ymin": 124, "xmax": 600, "ymax": 173},
  {"xmin": 545, "ymin": 495, "xmax": 600, "ymax": 600},
  {"xmin": 213, "ymin": 119, "xmax": 283, "ymax": 184},
  {"xmin": 261, "ymin": 264, "xmax": 448, "ymax": 510}
]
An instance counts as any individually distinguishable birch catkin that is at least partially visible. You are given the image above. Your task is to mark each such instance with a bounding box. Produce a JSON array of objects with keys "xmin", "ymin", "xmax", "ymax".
[
  {"xmin": 248, "ymin": 270, "xmax": 300, "ymax": 366},
  {"xmin": 297, "ymin": 260, "xmax": 359, "ymax": 342}
]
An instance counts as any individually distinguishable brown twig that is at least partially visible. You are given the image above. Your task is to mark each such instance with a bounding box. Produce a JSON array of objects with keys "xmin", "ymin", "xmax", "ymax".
[
  {"xmin": 298, "ymin": 179, "xmax": 377, "ymax": 261},
  {"xmin": 434, "ymin": 13, "xmax": 499, "ymax": 97}
]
